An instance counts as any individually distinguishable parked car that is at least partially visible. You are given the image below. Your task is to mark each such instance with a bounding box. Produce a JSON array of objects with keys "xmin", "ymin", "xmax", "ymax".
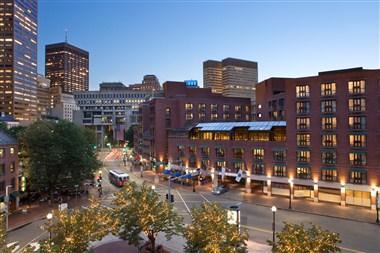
[{"xmin": 212, "ymin": 185, "xmax": 229, "ymax": 195}]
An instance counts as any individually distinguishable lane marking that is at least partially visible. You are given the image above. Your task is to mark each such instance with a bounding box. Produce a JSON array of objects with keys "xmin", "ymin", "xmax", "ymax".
[
  {"xmin": 340, "ymin": 247, "xmax": 365, "ymax": 253},
  {"xmin": 199, "ymin": 193, "xmax": 210, "ymax": 203},
  {"xmin": 176, "ymin": 190, "xmax": 191, "ymax": 215},
  {"xmin": 241, "ymin": 224, "xmax": 272, "ymax": 234},
  {"xmin": 16, "ymin": 231, "xmax": 46, "ymax": 253}
]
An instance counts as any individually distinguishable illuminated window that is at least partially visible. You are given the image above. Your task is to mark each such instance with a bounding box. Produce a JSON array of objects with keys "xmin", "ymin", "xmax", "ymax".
[
  {"xmin": 10, "ymin": 162, "xmax": 15, "ymax": 173},
  {"xmin": 198, "ymin": 103, "xmax": 206, "ymax": 112},
  {"xmin": 185, "ymin": 103, "xmax": 193, "ymax": 110},
  {"xmin": 185, "ymin": 112, "xmax": 193, "ymax": 121},
  {"xmin": 0, "ymin": 149, "xmax": 4, "ymax": 158},
  {"xmin": 348, "ymin": 116, "xmax": 366, "ymax": 130},
  {"xmin": 253, "ymin": 163, "xmax": 265, "ymax": 175},
  {"xmin": 273, "ymin": 150, "xmax": 286, "ymax": 162},
  {"xmin": 297, "ymin": 134, "xmax": 311, "ymax": 146},
  {"xmin": 235, "ymin": 105, "xmax": 242, "ymax": 112},
  {"xmin": 211, "ymin": 113, "xmax": 218, "ymax": 120},
  {"xmin": 349, "ymin": 134, "xmax": 366, "ymax": 148},
  {"xmin": 321, "ymin": 168, "xmax": 337, "ymax": 182},
  {"xmin": 223, "ymin": 113, "xmax": 230, "ymax": 120},
  {"xmin": 296, "ymin": 117, "xmax": 310, "ymax": 130},
  {"xmin": 296, "ymin": 166, "xmax": 311, "ymax": 179},
  {"xmin": 223, "ymin": 105, "xmax": 230, "ymax": 112},
  {"xmin": 296, "ymin": 150, "xmax": 310, "ymax": 163},
  {"xmin": 211, "ymin": 104, "xmax": 218, "ymax": 113},
  {"xmin": 348, "ymin": 98, "xmax": 365, "ymax": 112},
  {"xmin": 296, "ymin": 85, "xmax": 310, "ymax": 98},
  {"xmin": 199, "ymin": 113, "xmax": 206, "ymax": 121},
  {"xmin": 273, "ymin": 165, "xmax": 287, "ymax": 177},
  {"xmin": 348, "ymin": 80, "xmax": 365, "ymax": 94},
  {"xmin": 321, "ymin": 151, "xmax": 336, "ymax": 165},
  {"xmin": 233, "ymin": 148, "xmax": 244, "ymax": 159},
  {"xmin": 10, "ymin": 148, "xmax": 14, "ymax": 155},
  {"xmin": 252, "ymin": 148, "xmax": 264, "ymax": 161},
  {"xmin": 215, "ymin": 148, "xmax": 225, "ymax": 158},
  {"xmin": 322, "ymin": 134, "xmax": 337, "ymax": 147},
  {"xmin": 349, "ymin": 169, "xmax": 367, "ymax": 184},
  {"xmin": 321, "ymin": 117, "xmax": 337, "ymax": 130},
  {"xmin": 349, "ymin": 152, "xmax": 367, "ymax": 166},
  {"xmin": 321, "ymin": 82, "xmax": 336, "ymax": 96},
  {"xmin": 201, "ymin": 147, "xmax": 210, "ymax": 157}
]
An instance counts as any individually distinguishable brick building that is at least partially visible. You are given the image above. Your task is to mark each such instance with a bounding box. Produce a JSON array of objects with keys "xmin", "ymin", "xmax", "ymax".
[
  {"xmin": 136, "ymin": 81, "xmax": 251, "ymax": 162},
  {"xmin": 254, "ymin": 67, "xmax": 380, "ymax": 209}
]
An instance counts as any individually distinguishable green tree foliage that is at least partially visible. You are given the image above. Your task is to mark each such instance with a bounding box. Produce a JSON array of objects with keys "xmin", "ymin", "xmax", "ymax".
[
  {"xmin": 23, "ymin": 120, "xmax": 101, "ymax": 195},
  {"xmin": 268, "ymin": 222, "xmax": 341, "ymax": 253},
  {"xmin": 112, "ymin": 182, "xmax": 183, "ymax": 253},
  {"xmin": 124, "ymin": 126, "xmax": 134, "ymax": 148},
  {"xmin": 38, "ymin": 199, "xmax": 111, "ymax": 253},
  {"xmin": 0, "ymin": 213, "xmax": 15, "ymax": 253},
  {"xmin": 184, "ymin": 203, "xmax": 248, "ymax": 253}
]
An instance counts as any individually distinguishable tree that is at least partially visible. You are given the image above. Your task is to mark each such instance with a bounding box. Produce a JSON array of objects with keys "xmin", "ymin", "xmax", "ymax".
[
  {"xmin": 0, "ymin": 213, "xmax": 15, "ymax": 253},
  {"xmin": 268, "ymin": 222, "xmax": 341, "ymax": 253},
  {"xmin": 124, "ymin": 126, "xmax": 134, "ymax": 148},
  {"xmin": 112, "ymin": 182, "xmax": 183, "ymax": 252},
  {"xmin": 23, "ymin": 120, "xmax": 101, "ymax": 197},
  {"xmin": 184, "ymin": 203, "xmax": 248, "ymax": 253},
  {"xmin": 38, "ymin": 199, "xmax": 111, "ymax": 253}
]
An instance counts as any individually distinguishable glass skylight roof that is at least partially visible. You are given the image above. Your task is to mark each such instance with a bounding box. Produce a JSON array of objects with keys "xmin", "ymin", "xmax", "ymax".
[{"xmin": 194, "ymin": 121, "xmax": 286, "ymax": 131}]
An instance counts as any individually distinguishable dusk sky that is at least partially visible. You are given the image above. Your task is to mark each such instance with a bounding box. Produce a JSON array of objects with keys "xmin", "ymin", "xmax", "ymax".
[{"xmin": 39, "ymin": 0, "xmax": 379, "ymax": 90}]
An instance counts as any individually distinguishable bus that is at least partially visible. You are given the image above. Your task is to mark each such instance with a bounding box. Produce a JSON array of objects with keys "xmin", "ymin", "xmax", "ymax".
[{"xmin": 109, "ymin": 170, "xmax": 129, "ymax": 187}]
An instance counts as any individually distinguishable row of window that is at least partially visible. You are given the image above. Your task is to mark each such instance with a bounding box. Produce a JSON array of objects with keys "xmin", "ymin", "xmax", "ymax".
[
  {"xmin": 0, "ymin": 147, "xmax": 15, "ymax": 158},
  {"xmin": 0, "ymin": 162, "xmax": 16, "ymax": 176},
  {"xmin": 75, "ymin": 93, "xmax": 146, "ymax": 99},
  {"xmin": 296, "ymin": 98, "xmax": 366, "ymax": 115},
  {"xmin": 296, "ymin": 116, "xmax": 366, "ymax": 130},
  {"xmin": 185, "ymin": 103, "xmax": 249, "ymax": 113},
  {"xmin": 296, "ymin": 134, "xmax": 366, "ymax": 148},
  {"xmin": 296, "ymin": 80, "xmax": 366, "ymax": 98},
  {"xmin": 185, "ymin": 112, "xmax": 249, "ymax": 121},
  {"xmin": 296, "ymin": 150, "xmax": 367, "ymax": 165}
]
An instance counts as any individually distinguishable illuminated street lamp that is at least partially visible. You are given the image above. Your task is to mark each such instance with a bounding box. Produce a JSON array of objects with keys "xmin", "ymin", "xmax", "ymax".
[
  {"xmin": 46, "ymin": 212, "xmax": 53, "ymax": 239},
  {"xmin": 271, "ymin": 206, "xmax": 277, "ymax": 244},
  {"xmin": 151, "ymin": 185, "xmax": 156, "ymax": 191}
]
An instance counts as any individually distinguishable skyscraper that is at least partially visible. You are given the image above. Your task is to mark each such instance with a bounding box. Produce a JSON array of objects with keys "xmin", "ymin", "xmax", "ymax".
[
  {"xmin": 203, "ymin": 58, "xmax": 258, "ymax": 102},
  {"xmin": 0, "ymin": 0, "xmax": 38, "ymax": 122},
  {"xmin": 45, "ymin": 42, "xmax": 89, "ymax": 93}
]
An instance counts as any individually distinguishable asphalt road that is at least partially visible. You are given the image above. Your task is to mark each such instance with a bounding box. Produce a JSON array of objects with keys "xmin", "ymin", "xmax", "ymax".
[{"xmin": 8, "ymin": 150, "xmax": 380, "ymax": 253}]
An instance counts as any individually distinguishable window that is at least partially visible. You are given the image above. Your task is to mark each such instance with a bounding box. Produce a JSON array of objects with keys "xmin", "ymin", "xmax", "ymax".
[
  {"xmin": 253, "ymin": 148, "xmax": 264, "ymax": 161},
  {"xmin": 10, "ymin": 148, "xmax": 14, "ymax": 155},
  {"xmin": 321, "ymin": 151, "xmax": 336, "ymax": 165},
  {"xmin": 296, "ymin": 166, "xmax": 311, "ymax": 179},
  {"xmin": 214, "ymin": 132, "xmax": 229, "ymax": 140},
  {"xmin": 350, "ymin": 169, "xmax": 367, "ymax": 184},
  {"xmin": 348, "ymin": 116, "xmax": 366, "ymax": 130},
  {"xmin": 296, "ymin": 101, "xmax": 310, "ymax": 114},
  {"xmin": 235, "ymin": 105, "xmax": 242, "ymax": 112},
  {"xmin": 322, "ymin": 134, "xmax": 337, "ymax": 147},
  {"xmin": 349, "ymin": 134, "xmax": 366, "ymax": 148},
  {"xmin": 321, "ymin": 100, "xmax": 336, "ymax": 113},
  {"xmin": 223, "ymin": 113, "xmax": 230, "ymax": 120},
  {"xmin": 185, "ymin": 103, "xmax": 193, "ymax": 110},
  {"xmin": 233, "ymin": 148, "xmax": 244, "ymax": 159},
  {"xmin": 234, "ymin": 113, "xmax": 242, "ymax": 120},
  {"xmin": 223, "ymin": 105, "xmax": 230, "ymax": 113},
  {"xmin": 201, "ymin": 160, "xmax": 209, "ymax": 170},
  {"xmin": 10, "ymin": 162, "xmax": 15, "ymax": 173},
  {"xmin": 253, "ymin": 163, "xmax": 265, "ymax": 175},
  {"xmin": 0, "ymin": 149, "xmax": 4, "ymax": 159},
  {"xmin": 348, "ymin": 80, "xmax": 365, "ymax": 94},
  {"xmin": 215, "ymin": 148, "xmax": 225, "ymax": 158},
  {"xmin": 165, "ymin": 108, "xmax": 171, "ymax": 127},
  {"xmin": 201, "ymin": 147, "xmax": 210, "ymax": 157},
  {"xmin": 198, "ymin": 103, "xmax": 206, "ymax": 112},
  {"xmin": 296, "ymin": 150, "xmax": 310, "ymax": 163},
  {"xmin": 273, "ymin": 165, "xmax": 287, "ymax": 177},
  {"xmin": 211, "ymin": 104, "xmax": 218, "ymax": 113},
  {"xmin": 199, "ymin": 113, "xmax": 206, "ymax": 121},
  {"xmin": 215, "ymin": 161, "xmax": 226, "ymax": 170},
  {"xmin": 321, "ymin": 168, "xmax": 337, "ymax": 182},
  {"xmin": 177, "ymin": 146, "xmax": 185, "ymax": 158},
  {"xmin": 185, "ymin": 112, "xmax": 193, "ymax": 121},
  {"xmin": 321, "ymin": 117, "xmax": 337, "ymax": 130},
  {"xmin": 296, "ymin": 85, "xmax": 310, "ymax": 98},
  {"xmin": 348, "ymin": 98, "xmax": 366, "ymax": 112},
  {"xmin": 189, "ymin": 146, "xmax": 196, "ymax": 154},
  {"xmin": 349, "ymin": 152, "xmax": 367, "ymax": 166},
  {"xmin": 211, "ymin": 113, "xmax": 218, "ymax": 120},
  {"xmin": 233, "ymin": 161, "xmax": 245, "ymax": 172},
  {"xmin": 297, "ymin": 134, "xmax": 311, "ymax": 146},
  {"xmin": 273, "ymin": 150, "xmax": 286, "ymax": 162},
  {"xmin": 321, "ymin": 82, "xmax": 336, "ymax": 96},
  {"xmin": 296, "ymin": 117, "xmax": 310, "ymax": 130}
]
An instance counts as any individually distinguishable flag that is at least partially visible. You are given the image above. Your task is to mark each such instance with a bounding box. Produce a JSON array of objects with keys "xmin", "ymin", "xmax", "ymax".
[{"xmin": 235, "ymin": 169, "xmax": 243, "ymax": 182}]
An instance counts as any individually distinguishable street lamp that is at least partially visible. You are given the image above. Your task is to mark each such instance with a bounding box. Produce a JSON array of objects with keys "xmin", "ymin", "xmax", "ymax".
[
  {"xmin": 271, "ymin": 206, "xmax": 277, "ymax": 245},
  {"xmin": 151, "ymin": 185, "xmax": 156, "ymax": 191},
  {"xmin": 288, "ymin": 179, "xmax": 293, "ymax": 209},
  {"xmin": 376, "ymin": 189, "xmax": 379, "ymax": 224},
  {"xmin": 5, "ymin": 185, "xmax": 12, "ymax": 231},
  {"xmin": 46, "ymin": 212, "xmax": 53, "ymax": 240}
]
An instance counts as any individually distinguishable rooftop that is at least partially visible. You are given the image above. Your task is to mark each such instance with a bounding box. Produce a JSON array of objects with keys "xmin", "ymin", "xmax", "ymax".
[
  {"xmin": 0, "ymin": 131, "xmax": 17, "ymax": 145},
  {"xmin": 194, "ymin": 121, "xmax": 286, "ymax": 131}
]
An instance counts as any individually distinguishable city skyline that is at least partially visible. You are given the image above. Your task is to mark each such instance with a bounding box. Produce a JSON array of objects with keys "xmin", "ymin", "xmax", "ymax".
[{"xmin": 39, "ymin": 1, "xmax": 379, "ymax": 90}]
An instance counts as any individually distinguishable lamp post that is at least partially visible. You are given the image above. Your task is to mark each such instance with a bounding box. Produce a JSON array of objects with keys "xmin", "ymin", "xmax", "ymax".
[
  {"xmin": 288, "ymin": 179, "xmax": 293, "ymax": 209},
  {"xmin": 271, "ymin": 206, "xmax": 277, "ymax": 245},
  {"xmin": 376, "ymin": 190, "xmax": 379, "ymax": 224},
  {"xmin": 5, "ymin": 185, "xmax": 12, "ymax": 231},
  {"xmin": 46, "ymin": 212, "xmax": 53, "ymax": 240},
  {"xmin": 192, "ymin": 172, "xmax": 196, "ymax": 193},
  {"xmin": 151, "ymin": 185, "xmax": 156, "ymax": 191}
]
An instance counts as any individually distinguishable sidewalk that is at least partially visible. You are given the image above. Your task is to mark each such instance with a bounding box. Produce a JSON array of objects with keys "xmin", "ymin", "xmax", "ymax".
[{"xmin": 132, "ymin": 167, "xmax": 378, "ymax": 225}]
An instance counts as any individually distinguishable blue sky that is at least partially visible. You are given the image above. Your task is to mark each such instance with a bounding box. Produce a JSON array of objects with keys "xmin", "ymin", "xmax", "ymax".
[{"xmin": 39, "ymin": 0, "xmax": 379, "ymax": 90}]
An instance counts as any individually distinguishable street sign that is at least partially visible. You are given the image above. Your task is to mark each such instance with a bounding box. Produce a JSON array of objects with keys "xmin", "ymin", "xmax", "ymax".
[
  {"xmin": 59, "ymin": 203, "xmax": 68, "ymax": 211},
  {"xmin": 235, "ymin": 170, "xmax": 243, "ymax": 182}
]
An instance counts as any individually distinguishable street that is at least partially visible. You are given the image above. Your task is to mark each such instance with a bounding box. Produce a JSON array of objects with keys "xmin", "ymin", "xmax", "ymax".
[{"xmin": 8, "ymin": 149, "xmax": 380, "ymax": 253}]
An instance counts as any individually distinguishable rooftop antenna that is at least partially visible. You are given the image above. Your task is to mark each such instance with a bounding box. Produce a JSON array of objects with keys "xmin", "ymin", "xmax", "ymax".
[{"xmin": 64, "ymin": 28, "xmax": 68, "ymax": 43}]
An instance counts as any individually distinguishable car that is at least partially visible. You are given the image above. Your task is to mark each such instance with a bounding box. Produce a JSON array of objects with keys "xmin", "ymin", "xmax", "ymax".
[{"xmin": 212, "ymin": 185, "xmax": 229, "ymax": 195}]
